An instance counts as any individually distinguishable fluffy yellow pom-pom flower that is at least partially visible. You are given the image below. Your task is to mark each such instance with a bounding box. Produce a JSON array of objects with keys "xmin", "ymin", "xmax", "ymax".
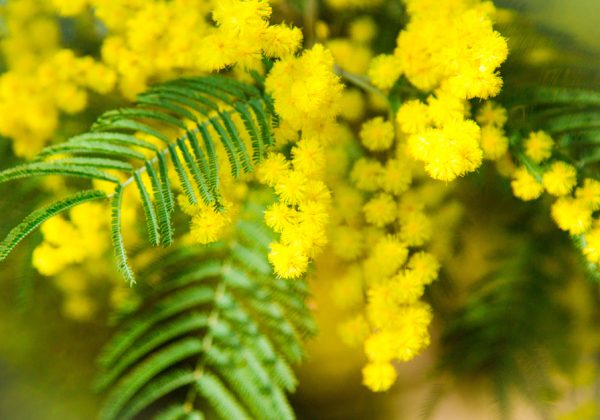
[
  {"xmin": 393, "ymin": 304, "xmax": 432, "ymax": 361},
  {"xmin": 396, "ymin": 99, "xmax": 430, "ymax": 135},
  {"xmin": 212, "ymin": 0, "xmax": 271, "ymax": 33},
  {"xmin": 349, "ymin": 16, "xmax": 377, "ymax": 43},
  {"xmin": 368, "ymin": 54, "xmax": 402, "ymax": 90},
  {"xmin": 268, "ymin": 241, "xmax": 309, "ymax": 279},
  {"xmin": 339, "ymin": 88, "xmax": 366, "ymax": 122},
  {"xmin": 551, "ymin": 198, "xmax": 592, "ymax": 235},
  {"xmin": 365, "ymin": 332, "xmax": 398, "ymax": 363},
  {"xmin": 476, "ymin": 101, "xmax": 508, "ymax": 127},
  {"xmin": 411, "ymin": 119, "xmax": 482, "ymax": 182},
  {"xmin": 261, "ymin": 24, "xmax": 303, "ymax": 58},
  {"xmin": 362, "ymin": 362, "xmax": 397, "ymax": 392},
  {"xmin": 378, "ymin": 158, "xmax": 412, "ymax": 196},
  {"xmin": 511, "ymin": 167, "xmax": 543, "ymax": 201},
  {"xmin": 351, "ymin": 158, "xmax": 384, "ymax": 192},
  {"xmin": 332, "ymin": 226, "xmax": 364, "ymax": 260},
  {"xmin": 292, "ymin": 138, "xmax": 325, "ymax": 178},
  {"xmin": 360, "ymin": 117, "xmax": 395, "ymax": 152},
  {"xmin": 426, "ymin": 92, "xmax": 466, "ymax": 127},
  {"xmin": 363, "ymin": 236, "xmax": 408, "ymax": 281},
  {"xmin": 524, "ymin": 131, "xmax": 554, "ymax": 163},
  {"xmin": 576, "ymin": 178, "xmax": 600, "ymax": 211},
  {"xmin": 190, "ymin": 205, "xmax": 230, "ymax": 244},
  {"xmin": 408, "ymin": 252, "xmax": 440, "ymax": 285},
  {"xmin": 542, "ymin": 161, "xmax": 577, "ymax": 196},
  {"xmin": 33, "ymin": 243, "xmax": 72, "ymax": 277},
  {"xmin": 264, "ymin": 202, "xmax": 298, "ymax": 233},
  {"xmin": 480, "ymin": 125, "xmax": 508, "ymax": 160},
  {"xmin": 275, "ymin": 171, "xmax": 308, "ymax": 205},
  {"xmin": 363, "ymin": 193, "xmax": 397, "ymax": 227},
  {"xmin": 390, "ymin": 270, "xmax": 425, "ymax": 304},
  {"xmin": 265, "ymin": 44, "xmax": 343, "ymax": 133},
  {"xmin": 398, "ymin": 211, "xmax": 432, "ymax": 246},
  {"xmin": 583, "ymin": 228, "xmax": 600, "ymax": 264},
  {"xmin": 256, "ymin": 153, "xmax": 290, "ymax": 186}
]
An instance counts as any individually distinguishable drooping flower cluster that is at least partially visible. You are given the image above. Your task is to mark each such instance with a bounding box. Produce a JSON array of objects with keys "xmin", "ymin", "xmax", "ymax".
[
  {"xmin": 320, "ymin": 106, "xmax": 446, "ymax": 392},
  {"xmin": 308, "ymin": 0, "xmax": 511, "ymax": 392},
  {"xmin": 265, "ymin": 44, "xmax": 343, "ymax": 138},
  {"xmin": 259, "ymin": 149, "xmax": 331, "ymax": 279},
  {"xmin": 396, "ymin": 0, "xmax": 508, "ymax": 97},
  {"xmin": 374, "ymin": 0, "xmax": 510, "ymax": 181},
  {"xmin": 260, "ymin": 45, "xmax": 343, "ymax": 279},
  {"xmin": 505, "ymin": 129, "xmax": 600, "ymax": 267}
]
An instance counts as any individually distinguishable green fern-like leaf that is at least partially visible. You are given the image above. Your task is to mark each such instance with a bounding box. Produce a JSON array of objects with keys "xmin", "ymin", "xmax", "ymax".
[
  {"xmin": 504, "ymin": 86, "xmax": 600, "ymax": 174},
  {"xmin": 134, "ymin": 171, "xmax": 161, "ymax": 246},
  {"xmin": 0, "ymin": 161, "xmax": 120, "ymax": 183},
  {"xmin": 0, "ymin": 75, "xmax": 275, "ymax": 283},
  {"xmin": 0, "ymin": 189, "xmax": 107, "ymax": 261},
  {"xmin": 95, "ymin": 203, "xmax": 315, "ymax": 420},
  {"xmin": 502, "ymin": 84, "xmax": 600, "ymax": 276},
  {"xmin": 112, "ymin": 185, "xmax": 136, "ymax": 285}
]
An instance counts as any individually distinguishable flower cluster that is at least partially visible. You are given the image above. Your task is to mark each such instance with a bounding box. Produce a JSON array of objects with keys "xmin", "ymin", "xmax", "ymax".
[
  {"xmin": 180, "ymin": 198, "xmax": 234, "ymax": 245},
  {"xmin": 0, "ymin": 0, "xmax": 303, "ymax": 157},
  {"xmin": 328, "ymin": 174, "xmax": 450, "ymax": 392},
  {"xmin": 313, "ymin": 0, "xmax": 512, "ymax": 392},
  {"xmin": 387, "ymin": 0, "xmax": 509, "ymax": 181},
  {"xmin": 29, "ymin": 177, "xmax": 142, "ymax": 320},
  {"xmin": 321, "ymin": 99, "xmax": 446, "ymax": 392},
  {"xmin": 0, "ymin": 0, "xmax": 116, "ymax": 157},
  {"xmin": 396, "ymin": 0, "xmax": 508, "ymax": 97},
  {"xmin": 260, "ymin": 45, "xmax": 342, "ymax": 279},
  {"xmin": 507, "ymin": 130, "xmax": 600, "ymax": 267},
  {"xmin": 265, "ymin": 44, "xmax": 343, "ymax": 138},
  {"xmin": 100, "ymin": 0, "xmax": 302, "ymax": 98},
  {"xmin": 476, "ymin": 101, "xmax": 509, "ymax": 161},
  {"xmin": 48, "ymin": 262, "xmax": 135, "ymax": 322}
]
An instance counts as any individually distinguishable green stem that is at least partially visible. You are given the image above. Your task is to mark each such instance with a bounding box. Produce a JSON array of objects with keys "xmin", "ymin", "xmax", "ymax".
[
  {"xmin": 334, "ymin": 65, "xmax": 388, "ymax": 100},
  {"xmin": 183, "ymin": 274, "xmax": 228, "ymax": 413},
  {"xmin": 303, "ymin": 0, "xmax": 318, "ymax": 48}
]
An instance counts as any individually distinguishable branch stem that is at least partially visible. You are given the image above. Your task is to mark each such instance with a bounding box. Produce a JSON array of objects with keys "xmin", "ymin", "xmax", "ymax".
[{"xmin": 334, "ymin": 65, "xmax": 388, "ymax": 100}]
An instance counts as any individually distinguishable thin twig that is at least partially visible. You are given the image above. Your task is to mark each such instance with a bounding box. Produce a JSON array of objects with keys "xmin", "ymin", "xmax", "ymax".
[
  {"xmin": 334, "ymin": 65, "xmax": 388, "ymax": 100},
  {"xmin": 303, "ymin": 0, "xmax": 318, "ymax": 48}
]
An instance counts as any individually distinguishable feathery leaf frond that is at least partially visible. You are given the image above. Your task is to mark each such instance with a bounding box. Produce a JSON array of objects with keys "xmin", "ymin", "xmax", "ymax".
[
  {"xmin": 0, "ymin": 75, "xmax": 275, "ymax": 283},
  {"xmin": 0, "ymin": 189, "xmax": 107, "ymax": 261},
  {"xmin": 96, "ymin": 204, "xmax": 314, "ymax": 420}
]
